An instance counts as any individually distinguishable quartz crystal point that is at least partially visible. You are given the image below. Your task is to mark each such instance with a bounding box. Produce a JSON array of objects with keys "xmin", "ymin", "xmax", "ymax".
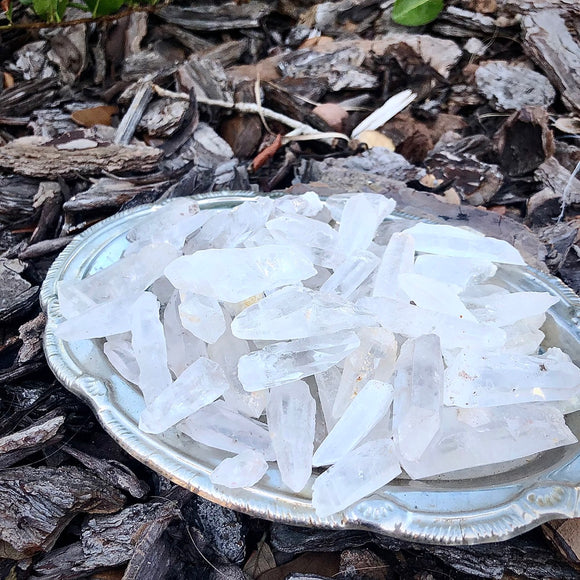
[
  {"xmin": 392, "ymin": 335, "xmax": 444, "ymax": 462},
  {"xmin": 210, "ymin": 450, "xmax": 269, "ymax": 488},
  {"xmin": 57, "ymin": 243, "xmax": 179, "ymax": 318},
  {"xmin": 103, "ymin": 334, "xmax": 139, "ymax": 384},
  {"xmin": 179, "ymin": 291, "xmax": 226, "ymax": 344},
  {"xmin": 337, "ymin": 193, "xmax": 396, "ymax": 255},
  {"xmin": 320, "ymin": 250, "xmax": 379, "ymax": 299},
  {"xmin": 333, "ymin": 327, "xmax": 397, "ymax": 419},
  {"xmin": 179, "ymin": 401, "xmax": 276, "ymax": 461},
  {"xmin": 313, "ymin": 380, "xmax": 394, "ymax": 467},
  {"xmin": 231, "ymin": 286, "xmax": 374, "ymax": 341},
  {"xmin": 444, "ymin": 347, "xmax": 580, "ymax": 407},
  {"xmin": 414, "ymin": 255, "xmax": 497, "ymax": 289},
  {"xmin": 357, "ymin": 297, "xmax": 506, "ymax": 351},
  {"xmin": 238, "ymin": 331, "xmax": 360, "ymax": 391},
  {"xmin": 267, "ymin": 381, "xmax": 316, "ymax": 492},
  {"xmin": 130, "ymin": 292, "xmax": 172, "ymax": 405},
  {"xmin": 164, "ymin": 245, "xmax": 316, "ymax": 303},
  {"xmin": 372, "ymin": 232, "xmax": 415, "ymax": 299},
  {"xmin": 312, "ymin": 439, "xmax": 401, "ymax": 518},
  {"xmin": 401, "ymin": 404, "xmax": 577, "ymax": 479},
  {"xmin": 315, "ymin": 366, "xmax": 342, "ymax": 431},
  {"xmin": 403, "ymin": 222, "xmax": 526, "ymax": 265},
  {"xmin": 139, "ymin": 357, "xmax": 230, "ymax": 434},
  {"xmin": 502, "ymin": 315, "xmax": 545, "ymax": 355},
  {"xmin": 275, "ymin": 191, "xmax": 326, "ymax": 218}
]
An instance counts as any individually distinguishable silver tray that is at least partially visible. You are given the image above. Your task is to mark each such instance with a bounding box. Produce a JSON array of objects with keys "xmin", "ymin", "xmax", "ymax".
[{"xmin": 41, "ymin": 191, "xmax": 580, "ymax": 545}]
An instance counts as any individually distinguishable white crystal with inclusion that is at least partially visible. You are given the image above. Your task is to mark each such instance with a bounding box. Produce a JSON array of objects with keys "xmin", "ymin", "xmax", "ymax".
[
  {"xmin": 312, "ymin": 439, "xmax": 401, "ymax": 518},
  {"xmin": 333, "ymin": 327, "xmax": 397, "ymax": 419},
  {"xmin": 313, "ymin": 380, "xmax": 394, "ymax": 466},
  {"xmin": 267, "ymin": 380, "xmax": 316, "ymax": 492},
  {"xmin": 178, "ymin": 401, "xmax": 276, "ymax": 461},
  {"xmin": 403, "ymin": 222, "xmax": 526, "ymax": 265},
  {"xmin": 179, "ymin": 291, "xmax": 226, "ymax": 344},
  {"xmin": 414, "ymin": 255, "xmax": 497, "ymax": 289},
  {"xmin": 103, "ymin": 334, "xmax": 139, "ymax": 384},
  {"xmin": 372, "ymin": 232, "xmax": 415, "ymax": 299},
  {"xmin": 444, "ymin": 347, "xmax": 580, "ymax": 408},
  {"xmin": 238, "ymin": 331, "xmax": 361, "ymax": 391},
  {"xmin": 139, "ymin": 357, "xmax": 230, "ymax": 434},
  {"xmin": 164, "ymin": 245, "xmax": 316, "ymax": 303},
  {"xmin": 320, "ymin": 250, "xmax": 379, "ymax": 298},
  {"xmin": 338, "ymin": 194, "xmax": 396, "ymax": 255},
  {"xmin": 130, "ymin": 292, "xmax": 172, "ymax": 405},
  {"xmin": 401, "ymin": 404, "xmax": 577, "ymax": 480},
  {"xmin": 210, "ymin": 450, "xmax": 269, "ymax": 488},
  {"xmin": 392, "ymin": 335, "xmax": 444, "ymax": 462},
  {"xmin": 231, "ymin": 286, "xmax": 374, "ymax": 341}
]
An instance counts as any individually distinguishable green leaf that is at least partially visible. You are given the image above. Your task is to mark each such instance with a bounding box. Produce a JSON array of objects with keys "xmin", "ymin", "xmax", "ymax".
[
  {"xmin": 392, "ymin": 0, "xmax": 444, "ymax": 26},
  {"xmin": 83, "ymin": 0, "xmax": 124, "ymax": 17}
]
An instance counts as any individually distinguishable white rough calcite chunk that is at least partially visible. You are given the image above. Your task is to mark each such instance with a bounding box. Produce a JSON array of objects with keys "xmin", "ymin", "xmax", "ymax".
[
  {"xmin": 267, "ymin": 381, "xmax": 316, "ymax": 492},
  {"xmin": 231, "ymin": 286, "xmax": 374, "ymax": 341},
  {"xmin": 320, "ymin": 251, "xmax": 379, "ymax": 298},
  {"xmin": 372, "ymin": 232, "xmax": 415, "ymax": 299},
  {"xmin": 179, "ymin": 401, "xmax": 276, "ymax": 461},
  {"xmin": 238, "ymin": 331, "xmax": 360, "ymax": 391},
  {"xmin": 404, "ymin": 222, "xmax": 526, "ymax": 265},
  {"xmin": 210, "ymin": 450, "xmax": 269, "ymax": 488},
  {"xmin": 333, "ymin": 327, "xmax": 397, "ymax": 419},
  {"xmin": 139, "ymin": 357, "xmax": 230, "ymax": 434},
  {"xmin": 312, "ymin": 439, "xmax": 401, "ymax": 518},
  {"xmin": 393, "ymin": 335, "xmax": 444, "ymax": 462},
  {"xmin": 164, "ymin": 245, "xmax": 316, "ymax": 303},
  {"xmin": 179, "ymin": 291, "xmax": 226, "ymax": 344},
  {"xmin": 444, "ymin": 347, "xmax": 580, "ymax": 407},
  {"xmin": 130, "ymin": 292, "xmax": 172, "ymax": 405},
  {"xmin": 401, "ymin": 404, "xmax": 577, "ymax": 479},
  {"xmin": 337, "ymin": 193, "xmax": 396, "ymax": 255},
  {"xmin": 103, "ymin": 334, "xmax": 139, "ymax": 384},
  {"xmin": 414, "ymin": 255, "xmax": 497, "ymax": 289},
  {"xmin": 313, "ymin": 380, "xmax": 394, "ymax": 466}
]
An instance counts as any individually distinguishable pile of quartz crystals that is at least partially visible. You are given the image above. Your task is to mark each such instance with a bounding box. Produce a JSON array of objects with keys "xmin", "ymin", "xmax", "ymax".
[{"xmin": 55, "ymin": 192, "xmax": 580, "ymax": 518}]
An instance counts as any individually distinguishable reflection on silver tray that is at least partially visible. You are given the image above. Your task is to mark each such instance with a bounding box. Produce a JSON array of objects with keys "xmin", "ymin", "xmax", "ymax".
[{"xmin": 40, "ymin": 191, "xmax": 580, "ymax": 545}]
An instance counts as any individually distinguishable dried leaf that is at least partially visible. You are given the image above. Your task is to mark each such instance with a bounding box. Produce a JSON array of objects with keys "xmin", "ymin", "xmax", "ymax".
[
  {"xmin": 250, "ymin": 134, "xmax": 283, "ymax": 172},
  {"xmin": 357, "ymin": 130, "xmax": 395, "ymax": 150},
  {"xmin": 312, "ymin": 103, "xmax": 348, "ymax": 132},
  {"xmin": 243, "ymin": 535, "xmax": 276, "ymax": 579},
  {"xmin": 392, "ymin": 0, "xmax": 444, "ymax": 26},
  {"xmin": 554, "ymin": 117, "xmax": 580, "ymax": 136},
  {"xmin": 257, "ymin": 552, "xmax": 340, "ymax": 580},
  {"xmin": 2, "ymin": 72, "xmax": 14, "ymax": 89},
  {"xmin": 71, "ymin": 106, "xmax": 119, "ymax": 128}
]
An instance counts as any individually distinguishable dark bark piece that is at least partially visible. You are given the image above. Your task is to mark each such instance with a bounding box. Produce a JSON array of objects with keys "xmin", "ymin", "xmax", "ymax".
[
  {"xmin": 19, "ymin": 237, "xmax": 73, "ymax": 261},
  {"xmin": 201, "ymin": 39, "xmax": 250, "ymax": 68},
  {"xmin": 221, "ymin": 114, "xmax": 264, "ymax": 159},
  {"xmin": 555, "ymin": 141, "xmax": 580, "ymax": 175},
  {"xmin": 0, "ymin": 465, "xmax": 125, "ymax": 560},
  {"xmin": 434, "ymin": 5, "xmax": 497, "ymax": 37},
  {"xmin": 495, "ymin": 107, "xmax": 555, "ymax": 177},
  {"xmin": 138, "ymin": 97, "xmax": 190, "ymax": 138},
  {"xmin": 270, "ymin": 524, "xmax": 373, "ymax": 554},
  {"xmin": 17, "ymin": 312, "xmax": 46, "ymax": 365},
  {"xmin": 0, "ymin": 78, "xmax": 60, "ymax": 117},
  {"xmin": 559, "ymin": 244, "xmax": 580, "ymax": 294},
  {"xmin": 29, "ymin": 182, "xmax": 63, "ymax": 245},
  {"xmin": 338, "ymin": 547, "xmax": 391, "ymax": 580},
  {"xmin": 537, "ymin": 221, "xmax": 579, "ymax": 271},
  {"xmin": 0, "ymin": 176, "xmax": 41, "ymax": 226},
  {"xmin": 535, "ymin": 157, "xmax": 580, "ymax": 205},
  {"xmin": 115, "ymin": 81, "xmax": 154, "ymax": 145},
  {"xmin": 209, "ymin": 564, "xmax": 251, "ymax": 580},
  {"xmin": 526, "ymin": 187, "xmax": 562, "ymax": 226},
  {"xmin": 522, "ymin": 9, "xmax": 580, "ymax": 114},
  {"xmin": 0, "ymin": 136, "xmax": 163, "ymax": 178},
  {"xmin": 0, "ymin": 258, "xmax": 38, "ymax": 324},
  {"xmin": 543, "ymin": 519, "xmax": 580, "ymax": 571}
]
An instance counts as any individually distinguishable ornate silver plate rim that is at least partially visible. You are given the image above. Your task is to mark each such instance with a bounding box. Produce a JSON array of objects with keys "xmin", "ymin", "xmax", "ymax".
[{"xmin": 40, "ymin": 190, "xmax": 580, "ymax": 545}]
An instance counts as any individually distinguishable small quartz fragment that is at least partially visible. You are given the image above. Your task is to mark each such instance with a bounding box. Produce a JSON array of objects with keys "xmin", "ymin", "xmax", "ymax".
[
  {"xmin": 275, "ymin": 191, "xmax": 327, "ymax": 218},
  {"xmin": 179, "ymin": 291, "xmax": 226, "ymax": 344},
  {"xmin": 210, "ymin": 450, "xmax": 269, "ymax": 488},
  {"xmin": 315, "ymin": 366, "xmax": 342, "ymax": 431},
  {"xmin": 267, "ymin": 380, "xmax": 316, "ymax": 492},
  {"xmin": 164, "ymin": 245, "xmax": 316, "ymax": 303},
  {"xmin": 414, "ymin": 255, "xmax": 497, "ymax": 289},
  {"xmin": 502, "ymin": 315, "xmax": 545, "ymax": 355},
  {"xmin": 320, "ymin": 250, "xmax": 379, "ymax": 298},
  {"xmin": 238, "ymin": 330, "xmax": 361, "ymax": 391},
  {"xmin": 312, "ymin": 439, "xmax": 401, "ymax": 518},
  {"xmin": 372, "ymin": 232, "xmax": 415, "ymax": 299},
  {"xmin": 139, "ymin": 357, "xmax": 230, "ymax": 434},
  {"xmin": 103, "ymin": 334, "xmax": 139, "ymax": 384},
  {"xmin": 313, "ymin": 380, "xmax": 394, "ymax": 467},
  {"xmin": 392, "ymin": 335, "xmax": 444, "ymax": 462}
]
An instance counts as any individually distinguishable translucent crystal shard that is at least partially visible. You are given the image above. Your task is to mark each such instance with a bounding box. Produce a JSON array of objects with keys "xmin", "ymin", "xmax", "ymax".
[
  {"xmin": 139, "ymin": 357, "xmax": 230, "ymax": 434},
  {"xmin": 315, "ymin": 366, "xmax": 342, "ymax": 431},
  {"xmin": 103, "ymin": 334, "xmax": 139, "ymax": 384},
  {"xmin": 231, "ymin": 286, "xmax": 374, "ymax": 341},
  {"xmin": 414, "ymin": 255, "xmax": 497, "ymax": 289},
  {"xmin": 210, "ymin": 450, "xmax": 269, "ymax": 488},
  {"xmin": 401, "ymin": 404, "xmax": 577, "ymax": 479},
  {"xmin": 312, "ymin": 439, "xmax": 401, "ymax": 518},
  {"xmin": 130, "ymin": 292, "xmax": 172, "ymax": 405},
  {"xmin": 403, "ymin": 222, "xmax": 526, "ymax": 265},
  {"xmin": 337, "ymin": 193, "xmax": 396, "ymax": 255},
  {"xmin": 313, "ymin": 380, "xmax": 394, "ymax": 466},
  {"xmin": 333, "ymin": 327, "xmax": 397, "ymax": 419},
  {"xmin": 444, "ymin": 347, "xmax": 580, "ymax": 407},
  {"xmin": 502, "ymin": 315, "xmax": 545, "ymax": 355},
  {"xmin": 275, "ymin": 191, "xmax": 326, "ymax": 218},
  {"xmin": 372, "ymin": 232, "xmax": 415, "ymax": 299},
  {"xmin": 179, "ymin": 401, "xmax": 276, "ymax": 461},
  {"xmin": 267, "ymin": 380, "xmax": 316, "ymax": 492},
  {"xmin": 392, "ymin": 335, "xmax": 444, "ymax": 462},
  {"xmin": 319, "ymin": 251, "xmax": 379, "ymax": 299},
  {"xmin": 164, "ymin": 245, "xmax": 316, "ymax": 303},
  {"xmin": 179, "ymin": 291, "xmax": 226, "ymax": 344},
  {"xmin": 237, "ymin": 331, "xmax": 360, "ymax": 391}
]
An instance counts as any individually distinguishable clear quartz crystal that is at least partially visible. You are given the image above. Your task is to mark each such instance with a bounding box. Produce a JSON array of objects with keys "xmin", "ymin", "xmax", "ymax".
[
  {"xmin": 414, "ymin": 255, "xmax": 497, "ymax": 289},
  {"xmin": 238, "ymin": 331, "xmax": 361, "ymax": 391},
  {"xmin": 392, "ymin": 335, "xmax": 444, "ymax": 462},
  {"xmin": 103, "ymin": 334, "xmax": 139, "ymax": 384},
  {"xmin": 267, "ymin": 380, "xmax": 316, "ymax": 492},
  {"xmin": 313, "ymin": 380, "xmax": 394, "ymax": 467},
  {"xmin": 179, "ymin": 291, "xmax": 226, "ymax": 344},
  {"xmin": 320, "ymin": 251, "xmax": 379, "ymax": 298},
  {"xmin": 164, "ymin": 245, "xmax": 316, "ymax": 303},
  {"xmin": 315, "ymin": 366, "xmax": 342, "ymax": 431},
  {"xmin": 139, "ymin": 357, "xmax": 230, "ymax": 434},
  {"xmin": 312, "ymin": 439, "xmax": 401, "ymax": 518},
  {"xmin": 274, "ymin": 191, "xmax": 326, "ymax": 218},
  {"xmin": 210, "ymin": 450, "xmax": 269, "ymax": 488},
  {"xmin": 372, "ymin": 232, "xmax": 415, "ymax": 299}
]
